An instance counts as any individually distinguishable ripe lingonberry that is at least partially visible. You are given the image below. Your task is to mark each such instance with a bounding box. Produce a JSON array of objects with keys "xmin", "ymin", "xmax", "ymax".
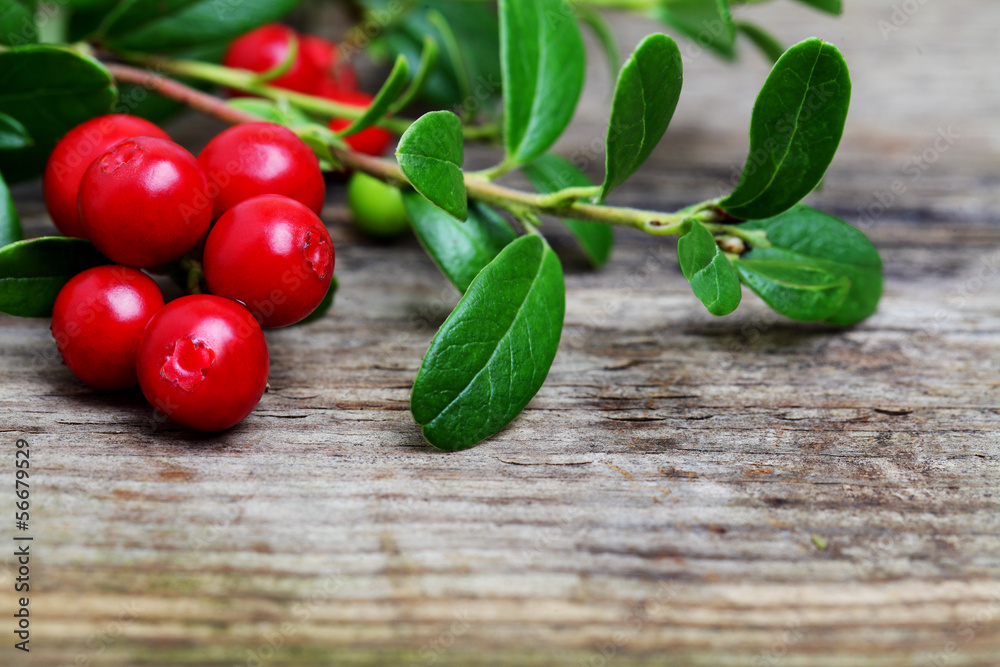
[
  {"xmin": 347, "ymin": 172, "xmax": 409, "ymax": 238},
  {"xmin": 43, "ymin": 114, "xmax": 170, "ymax": 239},
  {"xmin": 223, "ymin": 24, "xmax": 324, "ymax": 95},
  {"xmin": 51, "ymin": 266, "xmax": 165, "ymax": 390},
  {"xmin": 198, "ymin": 122, "xmax": 325, "ymax": 221},
  {"xmin": 137, "ymin": 295, "xmax": 269, "ymax": 432},
  {"xmin": 202, "ymin": 194, "xmax": 335, "ymax": 328},
  {"xmin": 79, "ymin": 136, "xmax": 212, "ymax": 269},
  {"xmin": 326, "ymin": 89, "xmax": 393, "ymax": 156},
  {"xmin": 301, "ymin": 35, "xmax": 358, "ymax": 94}
]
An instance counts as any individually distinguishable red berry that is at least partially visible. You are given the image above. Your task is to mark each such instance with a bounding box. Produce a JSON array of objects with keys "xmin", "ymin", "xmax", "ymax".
[
  {"xmin": 203, "ymin": 194, "xmax": 334, "ymax": 328},
  {"xmin": 43, "ymin": 115, "xmax": 170, "ymax": 239},
  {"xmin": 223, "ymin": 24, "xmax": 323, "ymax": 95},
  {"xmin": 137, "ymin": 295, "xmax": 269, "ymax": 432},
  {"xmin": 326, "ymin": 89, "xmax": 393, "ymax": 156},
  {"xmin": 79, "ymin": 136, "xmax": 212, "ymax": 269},
  {"xmin": 198, "ymin": 122, "xmax": 325, "ymax": 221},
  {"xmin": 300, "ymin": 35, "xmax": 358, "ymax": 93},
  {"xmin": 51, "ymin": 266, "xmax": 164, "ymax": 390}
]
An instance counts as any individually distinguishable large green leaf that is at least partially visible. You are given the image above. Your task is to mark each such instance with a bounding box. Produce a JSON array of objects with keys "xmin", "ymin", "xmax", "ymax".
[
  {"xmin": 396, "ymin": 111, "xmax": 467, "ymax": 221},
  {"xmin": 654, "ymin": 0, "xmax": 735, "ymax": 60},
  {"xmin": 500, "ymin": 0, "xmax": 585, "ymax": 165},
  {"xmin": 0, "ymin": 0, "xmax": 36, "ymax": 45},
  {"xmin": 0, "ymin": 45, "xmax": 117, "ymax": 183},
  {"xmin": 602, "ymin": 33, "xmax": 682, "ymax": 200},
  {"xmin": 677, "ymin": 219, "xmax": 741, "ymax": 316},
  {"xmin": 0, "ymin": 237, "xmax": 109, "ymax": 317},
  {"xmin": 0, "ymin": 172, "xmax": 22, "ymax": 247},
  {"xmin": 403, "ymin": 193, "xmax": 516, "ymax": 293},
  {"xmin": 792, "ymin": 0, "xmax": 842, "ymax": 15},
  {"xmin": 523, "ymin": 153, "xmax": 613, "ymax": 268},
  {"xmin": 740, "ymin": 205, "xmax": 882, "ymax": 326},
  {"xmin": 0, "ymin": 112, "xmax": 32, "ymax": 151},
  {"xmin": 734, "ymin": 258, "xmax": 849, "ymax": 323},
  {"xmin": 411, "ymin": 235, "xmax": 565, "ymax": 451},
  {"xmin": 101, "ymin": 0, "xmax": 304, "ymax": 52},
  {"xmin": 719, "ymin": 38, "xmax": 851, "ymax": 220}
]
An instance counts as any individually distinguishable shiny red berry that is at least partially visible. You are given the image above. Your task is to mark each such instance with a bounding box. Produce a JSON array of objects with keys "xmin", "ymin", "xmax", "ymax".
[
  {"xmin": 223, "ymin": 24, "xmax": 323, "ymax": 95},
  {"xmin": 198, "ymin": 122, "xmax": 325, "ymax": 221},
  {"xmin": 326, "ymin": 89, "xmax": 393, "ymax": 156},
  {"xmin": 203, "ymin": 194, "xmax": 334, "ymax": 328},
  {"xmin": 43, "ymin": 115, "xmax": 170, "ymax": 239},
  {"xmin": 137, "ymin": 295, "xmax": 269, "ymax": 432},
  {"xmin": 51, "ymin": 266, "xmax": 165, "ymax": 390},
  {"xmin": 79, "ymin": 136, "xmax": 212, "ymax": 269},
  {"xmin": 301, "ymin": 35, "xmax": 358, "ymax": 94}
]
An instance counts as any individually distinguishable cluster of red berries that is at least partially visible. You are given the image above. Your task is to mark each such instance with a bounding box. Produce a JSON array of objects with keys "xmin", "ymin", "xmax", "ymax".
[
  {"xmin": 224, "ymin": 23, "xmax": 392, "ymax": 157},
  {"xmin": 45, "ymin": 112, "xmax": 334, "ymax": 431}
]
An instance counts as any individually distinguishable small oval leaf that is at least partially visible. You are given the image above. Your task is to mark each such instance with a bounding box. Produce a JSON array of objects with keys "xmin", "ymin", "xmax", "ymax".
[
  {"xmin": 736, "ymin": 22, "xmax": 785, "ymax": 64},
  {"xmin": 602, "ymin": 33, "xmax": 683, "ymax": 200},
  {"xmin": 411, "ymin": 235, "xmax": 565, "ymax": 451},
  {"xmin": 654, "ymin": 0, "xmax": 735, "ymax": 60},
  {"xmin": 792, "ymin": 0, "xmax": 842, "ymax": 15},
  {"xmin": 0, "ymin": 112, "xmax": 33, "ymax": 151},
  {"xmin": 523, "ymin": 153, "xmax": 613, "ymax": 267},
  {"xmin": 396, "ymin": 110, "xmax": 468, "ymax": 221},
  {"xmin": 740, "ymin": 205, "xmax": 883, "ymax": 326},
  {"xmin": 500, "ymin": 0, "xmax": 586, "ymax": 165},
  {"xmin": 0, "ymin": 237, "xmax": 109, "ymax": 317},
  {"xmin": 677, "ymin": 220, "xmax": 741, "ymax": 316},
  {"xmin": 719, "ymin": 38, "xmax": 852, "ymax": 220},
  {"xmin": 0, "ymin": 172, "xmax": 23, "ymax": 247},
  {"xmin": 403, "ymin": 192, "xmax": 516, "ymax": 293},
  {"xmin": 734, "ymin": 258, "xmax": 849, "ymax": 323},
  {"xmin": 334, "ymin": 55, "xmax": 409, "ymax": 138}
]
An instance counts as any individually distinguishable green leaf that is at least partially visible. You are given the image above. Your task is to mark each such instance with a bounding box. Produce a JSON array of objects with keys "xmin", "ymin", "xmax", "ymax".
[
  {"xmin": 0, "ymin": 112, "xmax": 32, "ymax": 151},
  {"xmin": 719, "ymin": 38, "xmax": 852, "ymax": 220},
  {"xmin": 0, "ymin": 237, "xmax": 109, "ymax": 317},
  {"xmin": 677, "ymin": 219, "xmax": 741, "ymax": 316},
  {"xmin": 791, "ymin": 0, "xmax": 842, "ymax": 15},
  {"xmin": 654, "ymin": 0, "xmax": 735, "ymax": 60},
  {"xmin": 334, "ymin": 55, "xmax": 409, "ymax": 138},
  {"xmin": 733, "ymin": 258, "xmax": 849, "ymax": 323},
  {"xmin": 411, "ymin": 235, "xmax": 565, "ymax": 451},
  {"xmin": 297, "ymin": 274, "xmax": 338, "ymax": 326},
  {"xmin": 736, "ymin": 21, "xmax": 785, "ymax": 63},
  {"xmin": 227, "ymin": 98, "xmax": 315, "ymax": 127},
  {"xmin": 740, "ymin": 205, "xmax": 882, "ymax": 326},
  {"xmin": 602, "ymin": 33, "xmax": 683, "ymax": 200},
  {"xmin": 576, "ymin": 5, "xmax": 620, "ymax": 81},
  {"xmin": 0, "ymin": 0, "xmax": 36, "ymax": 46},
  {"xmin": 396, "ymin": 111, "xmax": 467, "ymax": 221},
  {"xmin": 0, "ymin": 45, "xmax": 117, "ymax": 184},
  {"xmin": 523, "ymin": 153, "xmax": 613, "ymax": 267},
  {"xmin": 102, "ymin": 0, "xmax": 304, "ymax": 52},
  {"xmin": 0, "ymin": 172, "xmax": 23, "ymax": 247},
  {"xmin": 403, "ymin": 193, "xmax": 516, "ymax": 293},
  {"xmin": 500, "ymin": 0, "xmax": 586, "ymax": 165}
]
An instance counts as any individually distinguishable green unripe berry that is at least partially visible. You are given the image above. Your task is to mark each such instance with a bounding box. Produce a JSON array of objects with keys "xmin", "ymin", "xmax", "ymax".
[{"xmin": 347, "ymin": 172, "xmax": 409, "ymax": 238}]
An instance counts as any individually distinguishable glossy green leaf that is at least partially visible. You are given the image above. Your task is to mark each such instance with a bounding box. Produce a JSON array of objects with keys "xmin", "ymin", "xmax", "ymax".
[
  {"xmin": 412, "ymin": 235, "xmax": 565, "ymax": 451},
  {"xmin": 523, "ymin": 153, "xmax": 613, "ymax": 267},
  {"xmin": 0, "ymin": 112, "xmax": 32, "ymax": 151},
  {"xmin": 677, "ymin": 219, "xmax": 741, "ymax": 316},
  {"xmin": 500, "ymin": 0, "xmax": 586, "ymax": 164},
  {"xmin": 720, "ymin": 38, "xmax": 852, "ymax": 220},
  {"xmin": 602, "ymin": 33, "xmax": 682, "ymax": 200},
  {"xmin": 403, "ymin": 193, "xmax": 516, "ymax": 293},
  {"xmin": 102, "ymin": 0, "xmax": 304, "ymax": 52},
  {"xmin": 654, "ymin": 0, "xmax": 735, "ymax": 60},
  {"xmin": 734, "ymin": 258, "xmax": 849, "ymax": 323},
  {"xmin": 740, "ymin": 205, "xmax": 882, "ymax": 326},
  {"xmin": 0, "ymin": 172, "xmax": 22, "ymax": 247},
  {"xmin": 0, "ymin": 0, "xmax": 36, "ymax": 45},
  {"xmin": 0, "ymin": 45, "xmax": 117, "ymax": 184},
  {"xmin": 792, "ymin": 0, "xmax": 842, "ymax": 15},
  {"xmin": 736, "ymin": 21, "xmax": 785, "ymax": 63},
  {"xmin": 297, "ymin": 275, "xmax": 338, "ymax": 326},
  {"xmin": 0, "ymin": 237, "xmax": 109, "ymax": 317},
  {"xmin": 396, "ymin": 111, "xmax": 467, "ymax": 221},
  {"xmin": 334, "ymin": 55, "xmax": 409, "ymax": 138}
]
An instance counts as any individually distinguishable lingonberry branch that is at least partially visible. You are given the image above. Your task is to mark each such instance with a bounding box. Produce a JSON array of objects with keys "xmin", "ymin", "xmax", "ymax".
[{"xmin": 106, "ymin": 63, "xmax": 765, "ymax": 241}]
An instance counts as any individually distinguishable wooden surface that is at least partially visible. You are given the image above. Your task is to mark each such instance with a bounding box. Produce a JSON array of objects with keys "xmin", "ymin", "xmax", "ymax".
[{"xmin": 2, "ymin": 2, "xmax": 1000, "ymax": 665}]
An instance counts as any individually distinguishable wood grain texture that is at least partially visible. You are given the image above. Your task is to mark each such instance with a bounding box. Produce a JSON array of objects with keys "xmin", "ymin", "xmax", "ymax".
[{"xmin": 2, "ymin": 2, "xmax": 1000, "ymax": 665}]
